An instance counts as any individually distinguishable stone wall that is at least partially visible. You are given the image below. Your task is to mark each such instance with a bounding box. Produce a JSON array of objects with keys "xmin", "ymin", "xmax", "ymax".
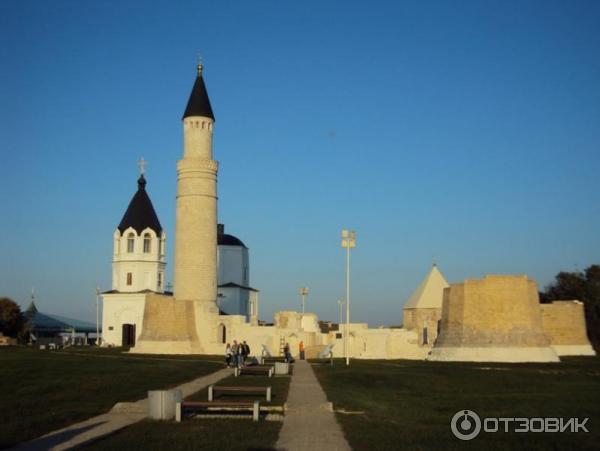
[
  {"xmin": 131, "ymin": 294, "xmax": 206, "ymax": 354},
  {"xmin": 101, "ymin": 293, "xmax": 146, "ymax": 346},
  {"xmin": 403, "ymin": 308, "xmax": 442, "ymax": 345},
  {"xmin": 541, "ymin": 301, "xmax": 595, "ymax": 356},
  {"xmin": 429, "ymin": 275, "xmax": 559, "ymax": 362},
  {"xmin": 436, "ymin": 275, "xmax": 549, "ymax": 347}
]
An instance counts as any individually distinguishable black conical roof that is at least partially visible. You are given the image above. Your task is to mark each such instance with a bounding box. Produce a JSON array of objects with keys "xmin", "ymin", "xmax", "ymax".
[
  {"xmin": 182, "ymin": 65, "xmax": 215, "ymax": 120},
  {"xmin": 118, "ymin": 175, "xmax": 162, "ymax": 234}
]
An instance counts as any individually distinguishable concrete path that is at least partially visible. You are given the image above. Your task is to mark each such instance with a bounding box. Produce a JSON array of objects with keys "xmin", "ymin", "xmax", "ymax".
[
  {"xmin": 276, "ymin": 360, "xmax": 351, "ymax": 451},
  {"xmin": 11, "ymin": 367, "xmax": 232, "ymax": 451}
]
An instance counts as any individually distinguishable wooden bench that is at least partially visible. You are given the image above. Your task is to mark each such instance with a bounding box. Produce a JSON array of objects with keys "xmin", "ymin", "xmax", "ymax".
[
  {"xmin": 261, "ymin": 356, "xmax": 291, "ymax": 364},
  {"xmin": 176, "ymin": 400, "xmax": 261, "ymax": 422},
  {"xmin": 234, "ymin": 366, "xmax": 274, "ymax": 377},
  {"xmin": 208, "ymin": 384, "xmax": 272, "ymax": 402}
]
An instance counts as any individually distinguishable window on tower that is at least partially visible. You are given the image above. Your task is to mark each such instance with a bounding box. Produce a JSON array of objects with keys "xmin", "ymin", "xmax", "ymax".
[
  {"xmin": 127, "ymin": 233, "xmax": 135, "ymax": 253},
  {"xmin": 143, "ymin": 233, "xmax": 151, "ymax": 253},
  {"xmin": 126, "ymin": 273, "xmax": 133, "ymax": 286},
  {"xmin": 158, "ymin": 272, "xmax": 162, "ymax": 289}
]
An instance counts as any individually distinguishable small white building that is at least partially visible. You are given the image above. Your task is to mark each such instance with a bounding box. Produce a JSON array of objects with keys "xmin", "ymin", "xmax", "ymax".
[{"xmin": 102, "ymin": 174, "xmax": 167, "ymax": 347}]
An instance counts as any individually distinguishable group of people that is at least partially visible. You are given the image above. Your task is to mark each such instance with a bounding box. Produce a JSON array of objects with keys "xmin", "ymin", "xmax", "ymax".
[
  {"xmin": 226, "ymin": 339, "xmax": 305, "ymax": 367},
  {"xmin": 225, "ymin": 340, "xmax": 251, "ymax": 368},
  {"xmin": 283, "ymin": 340, "xmax": 305, "ymax": 363}
]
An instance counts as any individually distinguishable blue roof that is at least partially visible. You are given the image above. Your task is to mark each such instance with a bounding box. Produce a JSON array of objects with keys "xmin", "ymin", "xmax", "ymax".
[{"xmin": 28, "ymin": 311, "xmax": 97, "ymax": 334}]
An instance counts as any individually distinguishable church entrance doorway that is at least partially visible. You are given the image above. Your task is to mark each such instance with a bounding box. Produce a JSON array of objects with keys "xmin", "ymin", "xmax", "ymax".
[{"xmin": 122, "ymin": 324, "xmax": 136, "ymax": 347}]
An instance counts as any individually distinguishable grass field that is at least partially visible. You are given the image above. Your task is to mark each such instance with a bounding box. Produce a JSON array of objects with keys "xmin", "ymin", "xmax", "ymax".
[
  {"xmin": 86, "ymin": 418, "xmax": 282, "ymax": 451},
  {"xmin": 0, "ymin": 346, "xmax": 223, "ymax": 448},
  {"xmin": 312, "ymin": 357, "xmax": 600, "ymax": 451},
  {"xmin": 5, "ymin": 347, "xmax": 598, "ymax": 451},
  {"xmin": 86, "ymin": 369, "xmax": 292, "ymax": 450}
]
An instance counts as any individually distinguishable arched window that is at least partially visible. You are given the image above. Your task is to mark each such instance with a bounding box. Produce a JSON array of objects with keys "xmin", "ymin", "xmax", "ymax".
[
  {"xmin": 143, "ymin": 233, "xmax": 151, "ymax": 253},
  {"xmin": 127, "ymin": 233, "xmax": 135, "ymax": 253}
]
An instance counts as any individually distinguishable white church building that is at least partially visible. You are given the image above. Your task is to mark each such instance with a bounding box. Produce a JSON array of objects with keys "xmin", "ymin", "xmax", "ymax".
[{"xmin": 102, "ymin": 174, "xmax": 255, "ymax": 346}]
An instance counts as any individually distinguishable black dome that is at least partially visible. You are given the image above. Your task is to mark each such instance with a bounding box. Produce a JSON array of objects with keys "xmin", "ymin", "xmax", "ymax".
[
  {"xmin": 117, "ymin": 175, "xmax": 162, "ymax": 234},
  {"xmin": 218, "ymin": 233, "xmax": 246, "ymax": 248}
]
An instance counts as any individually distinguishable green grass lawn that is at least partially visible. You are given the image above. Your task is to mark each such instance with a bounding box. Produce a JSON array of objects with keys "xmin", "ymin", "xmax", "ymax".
[
  {"xmin": 86, "ymin": 368, "xmax": 292, "ymax": 450},
  {"xmin": 0, "ymin": 346, "xmax": 223, "ymax": 448},
  {"xmin": 85, "ymin": 418, "xmax": 281, "ymax": 451},
  {"xmin": 312, "ymin": 357, "xmax": 600, "ymax": 451}
]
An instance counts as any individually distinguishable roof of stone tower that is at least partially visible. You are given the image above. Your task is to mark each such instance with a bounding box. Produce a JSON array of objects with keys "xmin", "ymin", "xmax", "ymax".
[
  {"xmin": 118, "ymin": 175, "xmax": 163, "ymax": 234},
  {"xmin": 403, "ymin": 264, "xmax": 450, "ymax": 310},
  {"xmin": 182, "ymin": 64, "xmax": 215, "ymax": 120}
]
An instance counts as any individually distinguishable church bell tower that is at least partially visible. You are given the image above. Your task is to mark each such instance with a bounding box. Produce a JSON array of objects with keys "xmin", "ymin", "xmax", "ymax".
[{"xmin": 113, "ymin": 171, "xmax": 166, "ymax": 293}]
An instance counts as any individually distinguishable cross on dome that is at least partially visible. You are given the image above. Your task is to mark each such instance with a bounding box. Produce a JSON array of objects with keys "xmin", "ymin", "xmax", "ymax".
[{"xmin": 137, "ymin": 157, "xmax": 147, "ymax": 175}]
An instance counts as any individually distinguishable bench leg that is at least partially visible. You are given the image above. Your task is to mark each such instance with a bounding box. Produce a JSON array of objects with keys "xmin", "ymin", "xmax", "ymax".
[
  {"xmin": 208, "ymin": 385, "xmax": 213, "ymax": 401},
  {"xmin": 175, "ymin": 402, "xmax": 182, "ymax": 423},
  {"xmin": 266, "ymin": 387, "xmax": 272, "ymax": 402},
  {"xmin": 253, "ymin": 401, "xmax": 260, "ymax": 421}
]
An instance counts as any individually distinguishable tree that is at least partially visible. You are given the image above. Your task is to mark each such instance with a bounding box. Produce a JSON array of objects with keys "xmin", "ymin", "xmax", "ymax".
[
  {"xmin": 0, "ymin": 297, "xmax": 27, "ymax": 340},
  {"xmin": 540, "ymin": 265, "xmax": 600, "ymax": 351}
]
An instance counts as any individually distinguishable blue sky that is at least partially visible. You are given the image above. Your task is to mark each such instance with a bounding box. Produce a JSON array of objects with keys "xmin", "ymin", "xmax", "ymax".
[{"xmin": 1, "ymin": 1, "xmax": 599, "ymax": 326}]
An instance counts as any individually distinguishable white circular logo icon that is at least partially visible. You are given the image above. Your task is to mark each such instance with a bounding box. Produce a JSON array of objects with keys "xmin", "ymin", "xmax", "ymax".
[{"xmin": 451, "ymin": 410, "xmax": 482, "ymax": 440}]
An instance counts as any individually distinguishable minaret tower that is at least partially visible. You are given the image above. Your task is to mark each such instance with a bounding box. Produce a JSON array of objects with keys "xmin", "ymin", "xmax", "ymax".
[{"xmin": 174, "ymin": 64, "xmax": 218, "ymax": 309}]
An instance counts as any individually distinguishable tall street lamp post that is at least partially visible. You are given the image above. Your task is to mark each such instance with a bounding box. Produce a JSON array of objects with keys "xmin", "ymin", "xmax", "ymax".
[
  {"xmin": 337, "ymin": 299, "xmax": 345, "ymax": 325},
  {"xmin": 95, "ymin": 286, "xmax": 101, "ymax": 346},
  {"xmin": 299, "ymin": 287, "xmax": 309, "ymax": 314},
  {"xmin": 341, "ymin": 229, "xmax": 356, "ymax": 366}
]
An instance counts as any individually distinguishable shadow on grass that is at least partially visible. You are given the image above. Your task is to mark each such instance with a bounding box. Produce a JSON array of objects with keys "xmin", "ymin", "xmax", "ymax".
[{"xmin": 0, "ymin": 347, "xmax": 223, "ymax": 448}]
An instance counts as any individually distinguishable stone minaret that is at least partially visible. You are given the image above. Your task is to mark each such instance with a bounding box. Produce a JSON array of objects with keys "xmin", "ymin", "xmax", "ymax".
[{"xmin": 174, "ymin": 64, "xmax": 218, "ymax": 308}]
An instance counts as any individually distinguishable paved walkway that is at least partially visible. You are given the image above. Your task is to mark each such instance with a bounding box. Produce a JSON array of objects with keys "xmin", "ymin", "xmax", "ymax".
[
  {"xmin": 276, "ymin": 360, "xmax": 351, "ymax": 451},
  {"xmin": 11, "ymin": 367, "xmax": 232, "ymax": 451}
]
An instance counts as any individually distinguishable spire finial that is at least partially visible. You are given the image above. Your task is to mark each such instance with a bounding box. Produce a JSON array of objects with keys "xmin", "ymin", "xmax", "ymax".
[
  {"xmin": 197, "ymin": 53, "xmax": 203, "ymax": 76},
  {"xmin": 137, "ymin": 157, "xmax": 147, "ymax": 175},
  {"xmin": 136, "ymin": 158, "xmax": 147, "ymax": 189},
  {"xmin": 432, "ymin": 256, "xmax": 437, "ymax": 267}
]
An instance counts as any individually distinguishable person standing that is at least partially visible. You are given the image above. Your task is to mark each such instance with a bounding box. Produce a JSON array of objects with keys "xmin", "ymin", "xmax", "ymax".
[
  {"xmin": 231, "ymin": 340, "xmax": 239, "ymax": 368},
  {"xmin": 237, "ymin": 340, "xmax": 245, "ymax": 367},
  {"xmin": 243, "ymin": 341, "xmax": 250, "ymax": 363},
  {"xmin": 225, "ymin": 343, "xmax": 232, "ymax": 367},
  {"xmin": 299, "ymin": 340, "xmax": 305, "ymax": 360},
  {"xmin": 284, "ymin": 342, "xmax": 291, "ymax": 363}
]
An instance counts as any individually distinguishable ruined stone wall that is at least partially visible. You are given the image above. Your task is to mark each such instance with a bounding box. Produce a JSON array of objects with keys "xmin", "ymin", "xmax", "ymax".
[
  {"xmin": 403, "ymin": 308, "xmax": 442, "ymax": 345},
  {"xmin": 541, "ymin": 301, "xmax": 590, "ymax": 345},
  {"xmin": 137, "ymin": 294, "xmax": 199, "ymax": 342},
  {"xmin": 436, "ymin": 275, "xmax": 549, "ymax": 347}
]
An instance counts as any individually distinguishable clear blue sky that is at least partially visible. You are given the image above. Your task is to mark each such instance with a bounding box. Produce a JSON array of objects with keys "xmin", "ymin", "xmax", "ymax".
[{"xmin": 1, "ymin": 0, "xmax": 599, "ymax": 326}]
